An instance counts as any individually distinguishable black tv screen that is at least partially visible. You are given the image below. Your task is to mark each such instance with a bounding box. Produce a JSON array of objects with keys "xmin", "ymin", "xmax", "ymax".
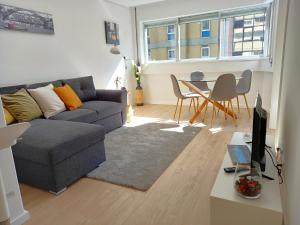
[{"xmin": 251, "ymin": 94, "xmax": 267, "ymax": 171}]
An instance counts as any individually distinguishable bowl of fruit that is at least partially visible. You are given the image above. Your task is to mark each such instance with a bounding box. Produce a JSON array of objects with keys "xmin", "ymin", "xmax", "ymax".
[{"xmin": 234, "ymin": 161, "xmax": 262, "ymax": 199}]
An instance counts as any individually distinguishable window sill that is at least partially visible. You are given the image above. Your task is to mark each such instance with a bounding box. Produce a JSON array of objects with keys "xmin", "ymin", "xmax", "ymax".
[{"xmin": 144, "ymin": 56, "xmax": 270, "ymax": 65}]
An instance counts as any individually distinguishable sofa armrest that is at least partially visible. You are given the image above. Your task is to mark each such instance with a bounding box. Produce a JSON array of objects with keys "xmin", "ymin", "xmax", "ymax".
[{"xmin": 96, "ymin": 88, "xmax": 128, "ymax": 124}]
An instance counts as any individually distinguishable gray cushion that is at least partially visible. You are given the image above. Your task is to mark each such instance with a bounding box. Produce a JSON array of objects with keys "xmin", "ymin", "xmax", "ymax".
[
  {"xmin": 49, "ymin": 109, "xmax": 98, "ymax": 123},
  {"xmin": 82, "ymin": 101, "xmax": 122, "ymax": 119},
  {"xmin": 13, "ymin": 119, "xmax": 105, "ymax": 166},
  {"xmin": 62, "ymin": 76, "xmax": 96, "ymax": 102}
]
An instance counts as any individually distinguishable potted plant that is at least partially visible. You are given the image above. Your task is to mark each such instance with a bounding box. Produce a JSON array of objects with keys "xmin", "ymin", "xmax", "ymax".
[{"xmin": 133, "ymin": 63, "xmax": 144, "ymax": 106}]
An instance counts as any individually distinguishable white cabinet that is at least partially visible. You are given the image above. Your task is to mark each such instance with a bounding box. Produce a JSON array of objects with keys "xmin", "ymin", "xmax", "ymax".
[
  {"xmin": 210, "ymin": 132, "xmax": 283, "ymax": 225},
  {"xmin": 0, "ymin": 101, "xmax": 30, "ymax": 225}
]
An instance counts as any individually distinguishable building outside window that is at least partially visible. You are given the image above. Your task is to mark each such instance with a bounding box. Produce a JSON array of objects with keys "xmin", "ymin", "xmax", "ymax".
[
  {"xmin": 144, "ymin": 3, "xmax": 272, "ymax": 62},
  {"xmin": 147, "ymin": 30, "xmax": 151, "ymax": 60},
  {"xmin": 179, "ymin": 13, "xmax": 219, "ymax": 60},
  {"xmin": 231, "ymin": 12, "xmax": 266, "ymax": 56},
  {"xmin": 201, "ymin": 46, "xmax": 210, "ymax": 57},
  {"xmin": 145, "ymin": 23, "xmax": 177, "ymax": 61}
]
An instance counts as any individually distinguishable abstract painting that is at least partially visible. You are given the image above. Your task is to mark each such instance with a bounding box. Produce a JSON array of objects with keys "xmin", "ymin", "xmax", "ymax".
[
  {"xmin": 104, "ymin": 21, "xmax": 120, "ymax": 45},
  {"xmin": 0, "ymin": 3, "xmax": 54, "ymax": 34}
]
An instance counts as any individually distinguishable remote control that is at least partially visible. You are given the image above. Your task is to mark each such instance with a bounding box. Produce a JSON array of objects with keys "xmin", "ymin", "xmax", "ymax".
[{"xmin": 224, "ymin": 167, "xmax": 248, "ymax": 173}]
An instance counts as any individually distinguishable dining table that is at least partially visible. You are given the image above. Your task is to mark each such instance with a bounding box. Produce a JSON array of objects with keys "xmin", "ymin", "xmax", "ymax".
[{"xmin": 180, "ymin": 75, "xmax": 242, "ymax": 124}]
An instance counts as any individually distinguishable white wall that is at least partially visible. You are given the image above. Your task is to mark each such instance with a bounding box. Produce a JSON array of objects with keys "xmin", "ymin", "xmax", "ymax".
[
  {"xmin": 142, "ymin": 61, "xmax": 273, "ymax": 109},
  {"xmin": 276, "ymin": 0, "xmax": 300, "ymax": 224},
  {"xmin": 135, "ymin": 0, "xmax": 274, "ymax": 111},
  {"xmin": 0, "ymin": 0, "xmax": 134, "ymax": 224},
  {"xmin": 0, "ymin": 0, "xmax": 134, "ymax": 91},
  {"xmin": 0, "ymin": 101, "xmax": 29, "ymax": 225},
  {"xmin": 269, "ymin": 0, "xmax": 288, "ymax": 129}
]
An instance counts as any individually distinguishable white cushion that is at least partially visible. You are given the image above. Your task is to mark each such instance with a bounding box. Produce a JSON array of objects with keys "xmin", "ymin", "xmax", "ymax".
[{"xmin": 28, "ymin": 84, "xmax": 66, "ymax": 118}]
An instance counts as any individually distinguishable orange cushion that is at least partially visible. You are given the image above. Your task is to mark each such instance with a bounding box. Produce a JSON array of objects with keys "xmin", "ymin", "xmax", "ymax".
[{"xmin": 53, "ymin": 84, "xmax": 82, "ymax": 111}]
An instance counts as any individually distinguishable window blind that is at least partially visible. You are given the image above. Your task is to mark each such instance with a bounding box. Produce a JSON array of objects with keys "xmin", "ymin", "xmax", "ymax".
[
  {"xmin": 178, "ymin": 12, "xmax": 219, "ymax": 24},
  {"xmin": 144, "ymin": 19, "xmax": 177, "ymax": 29},
  {"xmin": 220, "ymin": 5, "xmax": 268, "ymax": 19}
]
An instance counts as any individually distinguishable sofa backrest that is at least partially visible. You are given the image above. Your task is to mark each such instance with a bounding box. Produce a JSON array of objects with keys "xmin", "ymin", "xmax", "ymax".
[
  {"xmin": 27, "ymin": 80, "xmax": 62, "ymax": 89},
  {"xmin": 61, "ymin": 76, "xmax": 96, "ymax": 102},
  {"xmin": 0, "ymin": 81, "xmax": 62, "ymax": 95},
  {"xmin": 0, "ymin": 76, "xmax": 95, "ymax": 101},
  {"xmin": 0, "ymin": 85, "xmax": 27, "ymax": 95}
]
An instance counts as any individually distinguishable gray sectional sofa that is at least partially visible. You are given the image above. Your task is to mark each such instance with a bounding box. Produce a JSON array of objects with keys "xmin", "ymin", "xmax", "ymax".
[{"xmin": 0, "ymin": 76, "xmax": 127, "ymax": 194}]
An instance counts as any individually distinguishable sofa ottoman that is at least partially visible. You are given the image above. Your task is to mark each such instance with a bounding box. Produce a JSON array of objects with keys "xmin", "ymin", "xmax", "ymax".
[{"xmin": 12, "ymin": 119, "xmax": 106, "ymax": 193}]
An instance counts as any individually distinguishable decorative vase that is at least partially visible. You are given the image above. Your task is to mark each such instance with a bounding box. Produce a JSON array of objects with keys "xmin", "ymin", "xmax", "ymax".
[
  {"xmin": 135, "ymin": 85, "xmax": 144, "ymax": 106},
  {"xmin": 234, "ymin": 161, "xmax": 263, "ymax": 199}
]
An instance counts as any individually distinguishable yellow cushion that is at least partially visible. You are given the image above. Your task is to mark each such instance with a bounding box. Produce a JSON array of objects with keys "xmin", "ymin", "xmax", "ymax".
[
  {"xmin": 4, "ymin": 108, "xmax": 16, "ymax": 125},
  {"xmin": 1, "ymin": 89, "xmax": 43, "ymax": 122},
  {"xmin": 53, "ymin": 84, "xmax": 83, "ymax": 111}
]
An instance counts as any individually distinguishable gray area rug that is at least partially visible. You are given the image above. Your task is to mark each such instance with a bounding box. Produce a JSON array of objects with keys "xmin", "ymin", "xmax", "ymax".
[{"xmin": 87, "ymin": 122, "xmax": 201, "ymax": 191}]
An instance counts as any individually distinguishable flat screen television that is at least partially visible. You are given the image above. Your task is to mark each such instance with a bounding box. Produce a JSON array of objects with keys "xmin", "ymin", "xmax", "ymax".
[{"xmin": 251, "ymin": 94, "xmax": 267, "ymax": 172}]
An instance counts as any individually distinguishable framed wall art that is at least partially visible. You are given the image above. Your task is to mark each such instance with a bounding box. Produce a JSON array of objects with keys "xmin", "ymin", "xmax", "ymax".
[{"xmin": 0, "ymin": 3, "xmax": 54, "ymax": 34}]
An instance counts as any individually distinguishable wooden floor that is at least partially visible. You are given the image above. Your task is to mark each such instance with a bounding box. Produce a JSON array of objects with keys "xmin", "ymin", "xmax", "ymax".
[{"xmin": 21, "ymin": 104, "xmax": 255, "ymax": 225}]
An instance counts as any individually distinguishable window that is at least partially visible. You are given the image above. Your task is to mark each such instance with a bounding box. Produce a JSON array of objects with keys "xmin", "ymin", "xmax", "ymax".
[
  {"xmin": 145, "ymin": 21, "xmax": 177, "ymax": 61},
  {"xmin": 201, "ymin": 46, "xmax": 210, "ymax": 57},
  {"xmin": 143, "ymin": 3, "xmax": 272, "ymax": 62},
  {"xmin": 147, "ymin": 30, "xmax": 151, "ymax": 59},
  {"xmin": 201, "ymin": 20, "xmax": 210, "ymax": 38},
  {"xmin": 167, "ymin": 25, "xmax": 175, "ymax": 40},
  {"xmin": 221, "ymin": 10, "xmax": 267, "ymax": 57},
  {"xmin": 168, "ymin": 49, "xmax": 176, "ymax": 59},
  {"xmin": 179, "ymin": 13, "xmax": 219, "ymax": 60}
]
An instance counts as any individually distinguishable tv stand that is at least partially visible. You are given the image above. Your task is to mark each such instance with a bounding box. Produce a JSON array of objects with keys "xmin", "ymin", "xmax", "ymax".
[{"xmin": 210, "ymin": 132, "xmax": 283, "ymax": 225}]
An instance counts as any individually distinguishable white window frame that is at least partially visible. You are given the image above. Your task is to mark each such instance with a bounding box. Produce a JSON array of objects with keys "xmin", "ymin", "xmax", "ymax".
[{"xmin": 201, "ymin": 46, "xmax": 210, "ymax": 57}]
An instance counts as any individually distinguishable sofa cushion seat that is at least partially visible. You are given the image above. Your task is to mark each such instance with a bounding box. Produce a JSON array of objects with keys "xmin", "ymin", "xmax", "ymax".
[
  {"xmin": 12, "ymin": 119, "xmax": 105, "ymax": 166},
  {"xmin": 82, "ymin": 101, "xmax": 122, "ymax": 120},
  {"xmin": 49, "ymin": 109, "xmax": 98, "ymax": 123}
]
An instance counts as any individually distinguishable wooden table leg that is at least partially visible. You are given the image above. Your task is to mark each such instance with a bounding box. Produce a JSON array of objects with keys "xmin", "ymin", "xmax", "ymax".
[
  {"xmin": 180, "ymin": 81, "xmax": 237, "ymax": 123},
  {"xmin": 214, "ymin": 101, "xmax": 237, "ymax": 119},
  {"xmin": 189, "ymin": 99, "xmax": 209, "ymax": 124}
]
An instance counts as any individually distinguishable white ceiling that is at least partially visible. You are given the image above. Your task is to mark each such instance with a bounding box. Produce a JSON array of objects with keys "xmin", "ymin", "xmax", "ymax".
[{"xmin": 107, "ymin": 0, "xmax": 166, "ymax": 7}]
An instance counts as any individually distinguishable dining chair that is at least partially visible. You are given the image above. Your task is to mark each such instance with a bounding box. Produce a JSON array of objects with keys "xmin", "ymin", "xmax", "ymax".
[
  {"xmin": 170, "ymin": 74, "xmax": 199, "ymax": 123},
  {"xmin": 236, "ymin": 70, "xmax": 252, "ymax": 117},
  {"xmin": 190, "ymin": 71, "xmax": 211, "ymax": 118},
  {"xmin": 208, "ymin": 73, "xmax": 237, "ymax": 127},
  {"xmin": 190, "ymin": 71, "xmax": 211, "ymax": 92}
]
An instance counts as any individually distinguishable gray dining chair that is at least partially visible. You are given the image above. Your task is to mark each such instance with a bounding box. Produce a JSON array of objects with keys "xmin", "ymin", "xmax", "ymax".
[
  {"xmin": 190, "ymin": 71, "xmax": 211, "ymax": 92},
  {"xmin": 207, "ymin": 73, "xmax": 237, "ymax": 126},
  {"xmin": 170, "ymin": 74, "xmax": 199, "ymax": 123},
  {"xmin": 190, "ymin": 71, "xmax": 211, "ymax": 116},
  {"xmin": 236, "ymin": 70, "xmax": 252, "ymax": 117}
]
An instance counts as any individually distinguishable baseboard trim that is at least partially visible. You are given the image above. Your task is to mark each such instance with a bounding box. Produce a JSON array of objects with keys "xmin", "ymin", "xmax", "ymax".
[{"xmin": 10, "ymin": 210, "xmax": 30, "ymax": 225}]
